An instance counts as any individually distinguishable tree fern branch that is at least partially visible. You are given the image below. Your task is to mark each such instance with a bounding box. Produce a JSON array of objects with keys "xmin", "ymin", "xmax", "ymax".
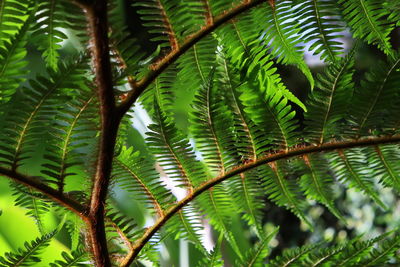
[
  {"xmin": 83, "ymin": 0, "xmax": 121, "ymax": 265},
  {"xmin": 117, "ymin": 0, "xmax": 266, "ymax": 115},
  {"xmin": 0, "ymin": 167, "xmax": 85, "ymax": 216},
  {"xmin": 120, "ymin": 134, "xmax": 400, "ymax": 266}
]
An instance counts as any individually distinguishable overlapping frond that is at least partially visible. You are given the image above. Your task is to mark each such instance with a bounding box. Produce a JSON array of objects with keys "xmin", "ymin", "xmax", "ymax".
[
  {"xmin": 49, "ymin": 249, "xmax": 88, "ymax": 267},
  {"xmin": 190, "ymin": 70, "xmax": 238, "ymax": 173},
  {"xmin": 348, "ymin": 55, "xmax": 400, "ymax": 136},
  {"xmin": 30, "ymin": 0, "xmax": 85, "ymax": 69},
  {"xmin": 146, "ymin": 103, "xmax": 206, "ymax": 190},
  {"xmin": 0, "ymin": 0, "xmax": 31, "ymax": 45},
  {"xmin": 0, "ymin": 8, "xmax": 33, "ymax": 102},
  {"xmin": 298, "ymin": 154, "xmax": 344, "ymax": 221},
  {"xmin": 0, "ymin": 58, "xmax": 90, "ymax": 172},
  {"xmin": 237, "ymin": 228, "xmax": 278, "ymax": 267},
  {"xmin": 305, "ymin": 52, "xmax": 355, "ymax": 144},
  {"xmin": 11, "ymin": 183, "xmax": 50, "ymax": 234},
  {"xmin": 253, "ymin": 0, "xmax": 314, "ymax": 87},
  {"xmin": 338, "ymin": 0, "xmax": 395, "ymax": 56},
  {"xmin": 0, "ymin": 230, "xmax": 57, "ymax": 266},
  {"xmin": 112, "ymin": 146, "xmax": 173, "ymax": 216},
  {"xmin": 41, "ymin": 90, "xmax": 97, "ymax": 192},
  {"xmin": 294, "ymin": 0, "xmax": 346, "ymax": 62},
  {"xmin": 259, "ymin": 162, "xmax": 311, "ymax": 228},
  {"xmin": 328, "ymin": 148, "xmax": 387, "ymax": 209}
]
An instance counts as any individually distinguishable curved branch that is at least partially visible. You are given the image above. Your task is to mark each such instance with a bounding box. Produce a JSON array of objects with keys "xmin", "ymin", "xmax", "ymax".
[
  {"xmin": 120, "ymin": 134, "xmax": 400, "ymax": 266},
  {"xmin": 117, "ymin": 0, "xmax": 266, "ymax": 115},
  {"xmin": 0, "ymin": 167, "xmax": 86, "ymax": 216}
]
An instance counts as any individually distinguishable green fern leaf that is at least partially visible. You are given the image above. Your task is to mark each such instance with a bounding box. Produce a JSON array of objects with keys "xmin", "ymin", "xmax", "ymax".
[
  {"xmin": 113, "ymin": 146, "xmax": 173, "ymax": 216},
  {"xmin": 268, "ymin": 243, "xmax": 319, "ymax": 267},
  {"xmin": 238, "ymin": 227, "xmax": 279, "ymax": 267},
  {"xmin": 259, "ymin": 162, "xmax": 312, "ymax": 228},
  {"xmin": 253, "ymin": 0, "xmax": 314, "ymax": 88},
  {"xmin": 294, "ymin": 0, "xmax": 346, "ymax": 62},
  {"xmin": 366, "ymin": 145, "xmax": 400, "ymax": 192},
  {"xmin": 338, "ymin": 0, "xmax": 395, "ymax": 56},
  {"xmin": 49, "ymin": 249, "xmax": 89, "ymax": 267},
  {"xmin": 146, "ymin": 102, "xmax": 206, "ymax": 189},
  {"xmin": 0, "ymin": 230, "xmax": 57, "ymax": 266},
  {"xmin": 305, "ymin": 48, "xmax": 355, "ymax": 144},
  {"xmin": 359, "ymin": 233, "xmax": 400, "ymax": 266},
  {"xmin": 0, "ymin": 0, "xmax": 31, "ymax": 45},
  {"xmin": 11, "ymin": 183, "xmax": 50, "ymax": 234},
  {"xmin": 0, "ymin": 58, "xmax": 90, "ymax": 172},
  {"xmin": 328, "ymin": 149, "xmax": 387, "ymax": 209},
  {"xmin": 348, "ymin": 55, "xmax": 400, "ymax": 136},
  {"xmin": 41, "ymin": 91, "xmax": 97, "ymax": 192},
  {"xmin": 298, "ymin": 154, "xmax": 345, "ymax": 222}
]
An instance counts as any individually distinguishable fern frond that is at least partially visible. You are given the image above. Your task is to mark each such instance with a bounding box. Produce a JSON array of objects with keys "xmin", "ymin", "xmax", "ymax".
[
  {"xmin": 176, "ymin": 35, "xmax": 217, "ymax": 100},
  {"xmin": 166, "ymin": 205, "xmax": 207, "ymax": 255},
  {"xmin": 140, "ymin": 65, "xmax": 178, "ymax": 115},
  {"xmin": 190, "ymin": 69, "xmax": 238, "ymax": 174},
  {"xmin": 338, "ymin": 0, "xmax": 395, "ymax": 56},
  {"xmin": 304, "ymin": 53, "xmax": 355, "ymax": 144},
  {"xmin": 0, "ymin": 0, "xmax": 31, "ymax": 44},
  {"xmin": 299, "ymin": 154, "xmax": 345, "ymax": 222},
  {"xmin": 366, "ymin": 145, "xmax": 400, "ymax": 192},
  {"xmin": 359, "ymin": 233, "xmax": 400, "ymax": 266},
  {"xmin": 196, "ymin": 185, "xmax": 243, "ymax": 259},
  {"xmin": 238, "ymin": 227, "xmax": 278, "ymax": 267},
  {"xmin": 294, "ymin": 0, "xmax": 345, "ymax": 62},
  {"xmin": 196, "ymin": 233, "xmax": 224, "ymax": 267},
  {"xmin": 41, "ymin": 91, "xmax": 97, "ymax": 192},
  {"xmin": 238, "ymin": 78, "xmax": 298, "ymax": 150},
  {"xmin": 146, "ymin": 103, "xmax": 206, "ymax": 190},
  {"xmin": 253, "ymin": 1, "xmax": 314, "ymax": 88},
  {"xmin": 133, "ymin": 0, "xmax": 179, "ymax": 50},
  {"xmin": 113, "ymin": 146, "xmax": 173, "ymax": 216},
  {"xmin": 30, "ymin": 0, "xmax": 76, "ymax": 69},
  {"xmin": 268, "ymin": 243, "xmax": 319, "ymax": 267},
  {"xmin": 328, "ymin": 149, "xmax": 387, "ymax": 209},
  {"xmin": 105, "ymin": 207, "xmax": 142, "ymax": 248},
  {"xmin": 0, "ymin": 9, "xmax": 33, "ymax": 102},
  {"xmin": 349, "ymin": 56, "xmax": 400, "ymax": 136},
  {"xmin": 11, "ymin": 182, "xmax": 50, "ymax": 234},
  {"xmin": 0, "ymin": 58, "xmax": 90, "ymax": 172},
  {"xmin": 49, "ymin": 249, "xmax": 89, "ymax": 267},
  {"xmin": 259, "ymin": 162, "xmax": 311, "ymax": 228},
  {"xmin": 0, "ymin": 230, "xmax": 57, "ymax": 266}
]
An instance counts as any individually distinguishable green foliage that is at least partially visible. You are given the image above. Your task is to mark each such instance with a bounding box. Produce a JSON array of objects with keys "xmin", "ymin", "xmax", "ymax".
[{"xmin": 0, "ymin": 0, "xmax": 399, "ymax": 266}]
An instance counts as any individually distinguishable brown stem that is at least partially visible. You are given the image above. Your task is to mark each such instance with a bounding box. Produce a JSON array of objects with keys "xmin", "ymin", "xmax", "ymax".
[
  {"xmin": 85, "ymin": 1, "xmax": 120, "ymax": 266},
  {"xmin": 120, "ymin": 134, "xmax": 400, "ymax": 266},
  {"xmin": 0, "ymin": 167, "xmax": 86, "ymax": 216},
  {"xmin": 117, "ymin": 0, "xmax": 266, "ymax": 116}
]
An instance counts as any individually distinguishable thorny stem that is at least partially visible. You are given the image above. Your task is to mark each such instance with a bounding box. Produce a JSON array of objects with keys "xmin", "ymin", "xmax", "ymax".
[
  {"xmin": 117, "ymin": 0, "xmax": 267, "ymax": 115},
  {"xmin": 120, "ymin": 134, "xmax": 400, "ymax": 266}
]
